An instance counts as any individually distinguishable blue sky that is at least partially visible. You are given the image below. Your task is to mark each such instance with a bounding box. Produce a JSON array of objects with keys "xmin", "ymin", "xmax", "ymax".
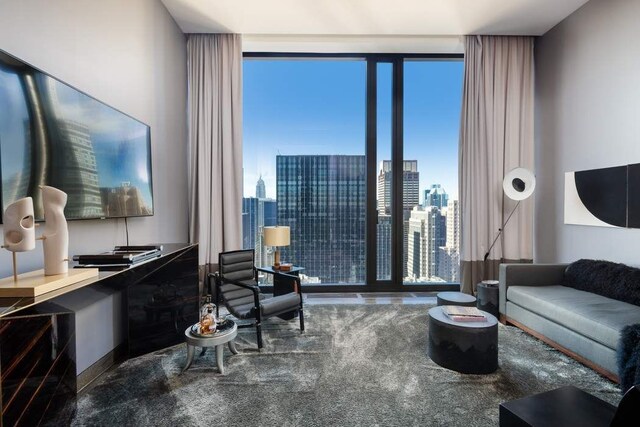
[{"xmin": 243, "ymin": 59, "xmax": 463, "ymax": 201}]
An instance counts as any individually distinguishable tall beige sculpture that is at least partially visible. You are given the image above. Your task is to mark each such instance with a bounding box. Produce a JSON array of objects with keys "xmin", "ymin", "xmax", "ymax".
[
  {"xmin": 2, "ymin": 197, "xmax": 36, "ymax": 280},
  {"xmin": 41, "ymin": 186, "xmax": 69, "ymax": 275}
]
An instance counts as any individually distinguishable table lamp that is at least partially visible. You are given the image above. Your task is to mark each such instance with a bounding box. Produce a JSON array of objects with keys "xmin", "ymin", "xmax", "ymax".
[{"xmin": 264, "ymin": 226, "xmax": 290, "ymax": 269}]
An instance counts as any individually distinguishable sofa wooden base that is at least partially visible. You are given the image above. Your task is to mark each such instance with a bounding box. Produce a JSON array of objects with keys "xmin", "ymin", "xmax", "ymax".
[{"xmin": 504, "ymin": 316, "xmax": 619, "ymax": 384}]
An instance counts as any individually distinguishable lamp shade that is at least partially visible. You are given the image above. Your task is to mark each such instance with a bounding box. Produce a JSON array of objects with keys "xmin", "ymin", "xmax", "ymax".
[
  {"xmin": 263, "ymin": 226, "xmax": 290, "ymax": 247},
  {"xmin": 503, "ymin": 167, "xmax": 536, "ymax": 201}
]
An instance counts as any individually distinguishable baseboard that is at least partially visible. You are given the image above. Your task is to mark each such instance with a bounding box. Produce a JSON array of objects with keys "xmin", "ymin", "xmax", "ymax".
[
  {"xmin": 505, "ymin": 316, "xmax": 620, "ymax": 384},
  {"xmin": 76, "ymin": 343, "xmax": 127, "ymax": 393}
]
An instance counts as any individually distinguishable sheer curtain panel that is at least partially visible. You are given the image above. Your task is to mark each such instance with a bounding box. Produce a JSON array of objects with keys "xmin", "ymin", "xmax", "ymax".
[
  {"xmin": 459, "ymin": 35, "xmax": 535, "ymax": 294},
  {"xmin": 187, "ymin": 34, "xmax": 243, "ymax": 268}
]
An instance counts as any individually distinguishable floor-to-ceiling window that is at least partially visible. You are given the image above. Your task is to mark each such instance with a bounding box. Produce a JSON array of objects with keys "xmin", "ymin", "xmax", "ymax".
[{"xmin": 242, "ymin": 54, "xmax": 462, "ymax": 291}]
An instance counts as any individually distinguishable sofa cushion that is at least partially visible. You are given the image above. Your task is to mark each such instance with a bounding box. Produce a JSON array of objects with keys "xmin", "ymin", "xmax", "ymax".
[
  {"xmin": 562, "ymin": 259, "xmax": 640, "ymax": 306},
  {"xmin": 507, "ymin": 285, "xmax": 640, "ymax": 349}
]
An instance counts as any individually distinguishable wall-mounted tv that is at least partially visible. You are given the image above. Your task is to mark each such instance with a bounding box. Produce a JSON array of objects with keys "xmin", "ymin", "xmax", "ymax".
[{"xmin": 0, "ymin": 49, "xmax": 153, "ymax": 222}]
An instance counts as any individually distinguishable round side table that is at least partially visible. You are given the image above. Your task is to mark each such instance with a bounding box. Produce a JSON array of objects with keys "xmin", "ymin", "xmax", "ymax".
[
  {"xmin": 436, "ymin": 291, "xmax": 477, "ymax": 307},
  {"xmin": 182, "ymin": 320, "xmax": 238, "ymax": 375},
  {"xmin": 477, "ymin": 281, "xmax": 499, "ymax": 317},
  {"xmin": 427, "ymin": 306, "xmax": 498, "ymax": 374}
]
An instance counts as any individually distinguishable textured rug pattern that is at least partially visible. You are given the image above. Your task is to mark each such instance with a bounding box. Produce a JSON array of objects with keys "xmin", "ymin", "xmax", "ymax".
[{"xmin": 66, "ymin": 305, "xmax": 620, "ymax": 426}]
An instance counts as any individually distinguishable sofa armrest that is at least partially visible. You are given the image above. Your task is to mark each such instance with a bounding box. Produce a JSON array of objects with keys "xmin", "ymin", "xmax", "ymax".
[{"xmin": 499, "ymin": 263, "xmax": 569, "ymax": 315}]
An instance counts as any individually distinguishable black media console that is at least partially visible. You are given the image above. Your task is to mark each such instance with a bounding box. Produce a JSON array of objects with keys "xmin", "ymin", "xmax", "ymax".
[{"xmin": 0, "ymin": 243, "xmax": 199, "ymax": 426}]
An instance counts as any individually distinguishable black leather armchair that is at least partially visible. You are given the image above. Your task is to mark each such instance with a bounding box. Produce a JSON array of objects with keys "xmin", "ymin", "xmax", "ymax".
[{"xmin": 209, "ymin": 249, "xmax": 304, "ymax": 349}]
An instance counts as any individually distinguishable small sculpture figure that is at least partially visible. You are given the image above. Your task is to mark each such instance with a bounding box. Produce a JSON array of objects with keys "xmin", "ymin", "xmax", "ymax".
[
  {"xmin": 2, "ymin": 197, "xmax": 36, "ymax": 280},
  {"xmin": 41, "ymin": 186, "xmax": 69, "ymax": 275}
]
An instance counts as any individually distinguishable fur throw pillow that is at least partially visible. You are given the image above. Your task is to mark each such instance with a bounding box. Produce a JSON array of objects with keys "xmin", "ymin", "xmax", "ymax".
[
  {"xmin": 618, "ymin": 324, "xmax": 640, "ymax": 393},
  {"xmin": 561, "ymin": 259, "xmax": 640, "ymax": 306}
]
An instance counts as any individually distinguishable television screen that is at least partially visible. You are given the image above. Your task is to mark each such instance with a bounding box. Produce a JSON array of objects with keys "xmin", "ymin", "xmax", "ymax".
[{"xmin": 0, "ymin": 49, "xmax": 153, "ymax": 221}]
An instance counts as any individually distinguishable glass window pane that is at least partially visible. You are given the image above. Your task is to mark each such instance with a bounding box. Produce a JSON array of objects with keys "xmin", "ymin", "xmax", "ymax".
[
  {"xmin": 376, "ymin": 63, "xmax": 392, "ymax": 281},
  {"xmin": 403, "ymin": 60, "xmax": 463, "ymax": 285},
  {"xmin": 243, "ymin": 59, "xmax": 366, "ymax": 285}
]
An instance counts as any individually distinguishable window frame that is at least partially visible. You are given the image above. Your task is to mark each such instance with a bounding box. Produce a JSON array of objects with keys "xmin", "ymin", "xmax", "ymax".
[{"xmin": 243, "ymin": 52, "xmax": 463, "ymax": 293}]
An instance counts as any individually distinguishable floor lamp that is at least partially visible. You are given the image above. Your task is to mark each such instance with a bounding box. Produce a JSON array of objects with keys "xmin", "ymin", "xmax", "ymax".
[{"xmin": 483, "ymin": 167, "xmax": 536, "ymax": 279}]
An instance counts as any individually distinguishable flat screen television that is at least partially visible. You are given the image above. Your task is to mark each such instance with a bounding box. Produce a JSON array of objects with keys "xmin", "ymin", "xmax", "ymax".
[{"xmin": 0, "ymin": 49, "xmax": 153, "ymax": 222}]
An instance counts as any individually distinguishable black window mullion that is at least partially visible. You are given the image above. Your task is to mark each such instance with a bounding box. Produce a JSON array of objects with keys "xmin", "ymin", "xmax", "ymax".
[
  {"xmin": 391, "ymin": 58, "xmax": 404, "ymax": 287},
  {"xmin": 365, "ymin": 59, "xmax": 377, "ymax": 286}
]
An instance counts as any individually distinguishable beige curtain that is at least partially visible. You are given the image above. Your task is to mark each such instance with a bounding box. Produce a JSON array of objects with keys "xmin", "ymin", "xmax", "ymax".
[
  {"xmin": 459, "ymin": 35, "xmax": 535, "ymax": 294},
  {"xmin": 187, "ymin": 34, "xmax": 243, "ymax": 268}
]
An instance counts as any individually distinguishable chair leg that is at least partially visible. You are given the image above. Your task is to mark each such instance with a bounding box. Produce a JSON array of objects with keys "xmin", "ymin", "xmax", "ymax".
[
  {"xmin": 256, "ymin": 322, "xmax": 264, "ymax": 349},
  {"xmin": 299, "ymin": 307, "xmax": 305, "ymax": 332}
]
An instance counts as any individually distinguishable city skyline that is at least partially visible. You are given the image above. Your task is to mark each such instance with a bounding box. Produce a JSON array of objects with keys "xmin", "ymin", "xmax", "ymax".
[
  {"xmin": 243, "ymin": 158, "xmax": 460, "ymax": 284},
  {"xmin": 243, "ymin": 59, "xmax": 463, "ymax": 201}
]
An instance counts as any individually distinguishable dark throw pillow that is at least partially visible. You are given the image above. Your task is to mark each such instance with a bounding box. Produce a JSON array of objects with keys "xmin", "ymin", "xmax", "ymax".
[
  {"xmin": 561, "ymin": 259, "xmax": 640, "ymax": 306},
  {"xmin": 618, "ymin": 324, "xmax": 640, "ymax": 393}
]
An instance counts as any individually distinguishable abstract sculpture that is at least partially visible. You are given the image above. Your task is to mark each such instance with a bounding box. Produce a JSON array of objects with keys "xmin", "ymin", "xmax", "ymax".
[
  {"xmin": 2, "ymin": 197, "xmax": 36, "ymax": 280},
  {"xmin": 40, "ymin": 186, "xmax": 69, "ymax": 275}
]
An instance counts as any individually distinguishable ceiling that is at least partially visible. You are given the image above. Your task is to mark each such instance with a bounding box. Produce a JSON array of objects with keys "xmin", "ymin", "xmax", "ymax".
[{"xmin": 162, "ymin": 0, "xmax": 589, "ymax": 36}]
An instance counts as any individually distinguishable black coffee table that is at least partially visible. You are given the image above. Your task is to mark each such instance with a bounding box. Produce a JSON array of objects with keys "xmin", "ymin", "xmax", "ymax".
[
  {"xmin": 500, "ymin": 385, "xmax": 616, "ymax": 427},
  {"xmin": 427, "ymin": 306, "xmax": 498, "ymax": 374}
]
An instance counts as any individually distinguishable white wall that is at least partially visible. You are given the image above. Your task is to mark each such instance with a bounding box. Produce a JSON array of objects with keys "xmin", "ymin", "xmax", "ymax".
[
  {"xmin": 0, "ymin": 0, "xmax": 188, "ymax": 273},
  {"xmin": 0, "ymin": 0, "xmax": 188, "ymax": 374},
  {"xmin": 534, "ymin": 0, "xmax": 640, "ymax": 264}
]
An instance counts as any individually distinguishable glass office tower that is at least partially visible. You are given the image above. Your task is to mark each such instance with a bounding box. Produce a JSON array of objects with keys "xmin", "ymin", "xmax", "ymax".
[{"xmin": 277, "ymin": 155, "xmax": 366, "ymax": 284}]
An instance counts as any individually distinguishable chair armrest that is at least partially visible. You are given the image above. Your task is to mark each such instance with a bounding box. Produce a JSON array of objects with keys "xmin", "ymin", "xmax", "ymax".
[
  {"xmin": 499, "ymin": 263, "xmax": 569, "ymax": 315},
  {"xmin": 209, "ymin": 272, "xmax": 260, "ymax": 293}
]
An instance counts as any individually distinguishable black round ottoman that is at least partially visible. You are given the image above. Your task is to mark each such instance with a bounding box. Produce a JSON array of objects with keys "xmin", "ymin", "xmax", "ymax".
[
  {"xmin": 427, "ymin": 306, "xmax": 498, "ymax": 374},
  {"xmin": 477, "ymin": 280, "xmax": 499, "ymax": 317},
  {"xmin": 437, "ymin": 291, "xmax": 476, "ymax": 307}
]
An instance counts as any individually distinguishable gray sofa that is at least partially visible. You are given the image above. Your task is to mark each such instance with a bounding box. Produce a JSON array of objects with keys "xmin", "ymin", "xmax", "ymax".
[{"xmin": 499, "ymin": 263, "xmax": 640, "ymax": 381}]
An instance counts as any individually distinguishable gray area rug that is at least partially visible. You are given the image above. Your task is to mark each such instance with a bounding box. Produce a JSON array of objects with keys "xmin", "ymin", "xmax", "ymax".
[{"xmin": 66, "ymin": 304, "xmax": 620, "ymax": 426}]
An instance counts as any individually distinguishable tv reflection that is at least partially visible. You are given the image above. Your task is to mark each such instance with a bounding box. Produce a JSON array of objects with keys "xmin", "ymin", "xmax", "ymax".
[{"xmin": 0, "ymin": 49, "xmax": 153, "ymax": 221}]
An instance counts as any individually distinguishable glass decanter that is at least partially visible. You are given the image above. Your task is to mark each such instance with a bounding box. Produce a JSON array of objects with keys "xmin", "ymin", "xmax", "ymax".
[{"xmin": 200, "ymin": 295, "xmax": 217, "ymax": 335}]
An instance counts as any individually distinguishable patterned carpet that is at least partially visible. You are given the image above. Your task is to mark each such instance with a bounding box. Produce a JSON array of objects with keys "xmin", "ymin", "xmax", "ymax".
[{"xmin": 57, "ymin": 304, "xmax": 621, "ymax": 426}]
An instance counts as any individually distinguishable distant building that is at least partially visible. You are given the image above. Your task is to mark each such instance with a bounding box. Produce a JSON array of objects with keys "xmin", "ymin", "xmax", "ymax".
[
  {"xmin": 437, "ymin": 199, "xmax": 460, "ymax": 282},
  {"xmin": 406, "ymin": 206, "xmax": 446, "ymax": 281},
  {"xmin": 437, "ymin": 246, "xmax": 460, "ymax": 283},
  {"xmin": 377, "ymin": 160, "xmax": 419, "ymax": 278},
  {"xmin": 423, "ymin": 184, "xmax": 449, "ymax": 209},
  {"xmin": 242, "ymin": 195, "xmax": 276, "ymax": 268},
  {"xmin": 376, "ymin": 214, "xmax": 392, "ymax": 280},
  {"xmin": 256, "ymin": 175, "xmax": 266, "ymax": 199},
  {"xmin": 445, "ymin": 199, "xmax": 460, "ymax": 251},
  {"xmin": 277, "ymin": 155, "xmax": 366, "ymax": 284},
  {"xmin": 377, "ymin": 160, "xmax": 419, "ymax": 213}
]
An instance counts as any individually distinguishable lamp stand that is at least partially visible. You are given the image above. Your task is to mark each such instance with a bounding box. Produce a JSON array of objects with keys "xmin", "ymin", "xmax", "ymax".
[
  {"xmin": 273, "ymin": 248, "xmax": 281, "ymax": 270},
  {"xmin": 483, "ymin": 200, "xmax": 521, "ymax": 280}
]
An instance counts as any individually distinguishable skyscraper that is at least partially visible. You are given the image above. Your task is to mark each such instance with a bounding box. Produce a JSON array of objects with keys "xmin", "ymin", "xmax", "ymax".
[
  {"xmin": 437, "ymin": 199, "xmax": 461, "ymax": 282},
  {"xmin": 256, "ymin": 175, "xmax": 266, "ymax": 199},
  {"xmin": 376, "ymin": 214, "xmax": 392, "ymax": 280},
  {"xmin": 377, "ymin": 160, "xmax": 420, "ymax": 278},
  {"xmin": 445, "ymin": 199, "xmax": 460, "ymax": 251},
  {"xmin": 242, "ymin": 196, "xmax": 277, "ymax": 267},
  {"xmin": 406, "ymin": 205, "xmax": 446, "ymax": 281},
  {"xmin": 377, "ymin": 160, "xmax": 420, "ymax": 213},
  {"xmin": 423, "ymin": 184, "xmax": 449, "ymax": 209},
  {"xmin": 277, "ymin": 155, "xmax": 366, "ymax": 283}
]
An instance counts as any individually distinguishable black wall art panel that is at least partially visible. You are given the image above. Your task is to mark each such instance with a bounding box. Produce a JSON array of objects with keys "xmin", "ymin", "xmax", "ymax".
[
  {"xmin": 627, "ymin": 164, "xmax": 640, "ymax": 228},
  {"xmin": 565, "ymin": 163, "xmax": 640, "ymax": 228}
]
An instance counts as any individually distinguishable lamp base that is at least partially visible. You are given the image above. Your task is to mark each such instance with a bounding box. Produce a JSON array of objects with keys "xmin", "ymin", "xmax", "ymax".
[{"xmin": 272, "ymin": 248, "xmax": 281, "ymax": 270}]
